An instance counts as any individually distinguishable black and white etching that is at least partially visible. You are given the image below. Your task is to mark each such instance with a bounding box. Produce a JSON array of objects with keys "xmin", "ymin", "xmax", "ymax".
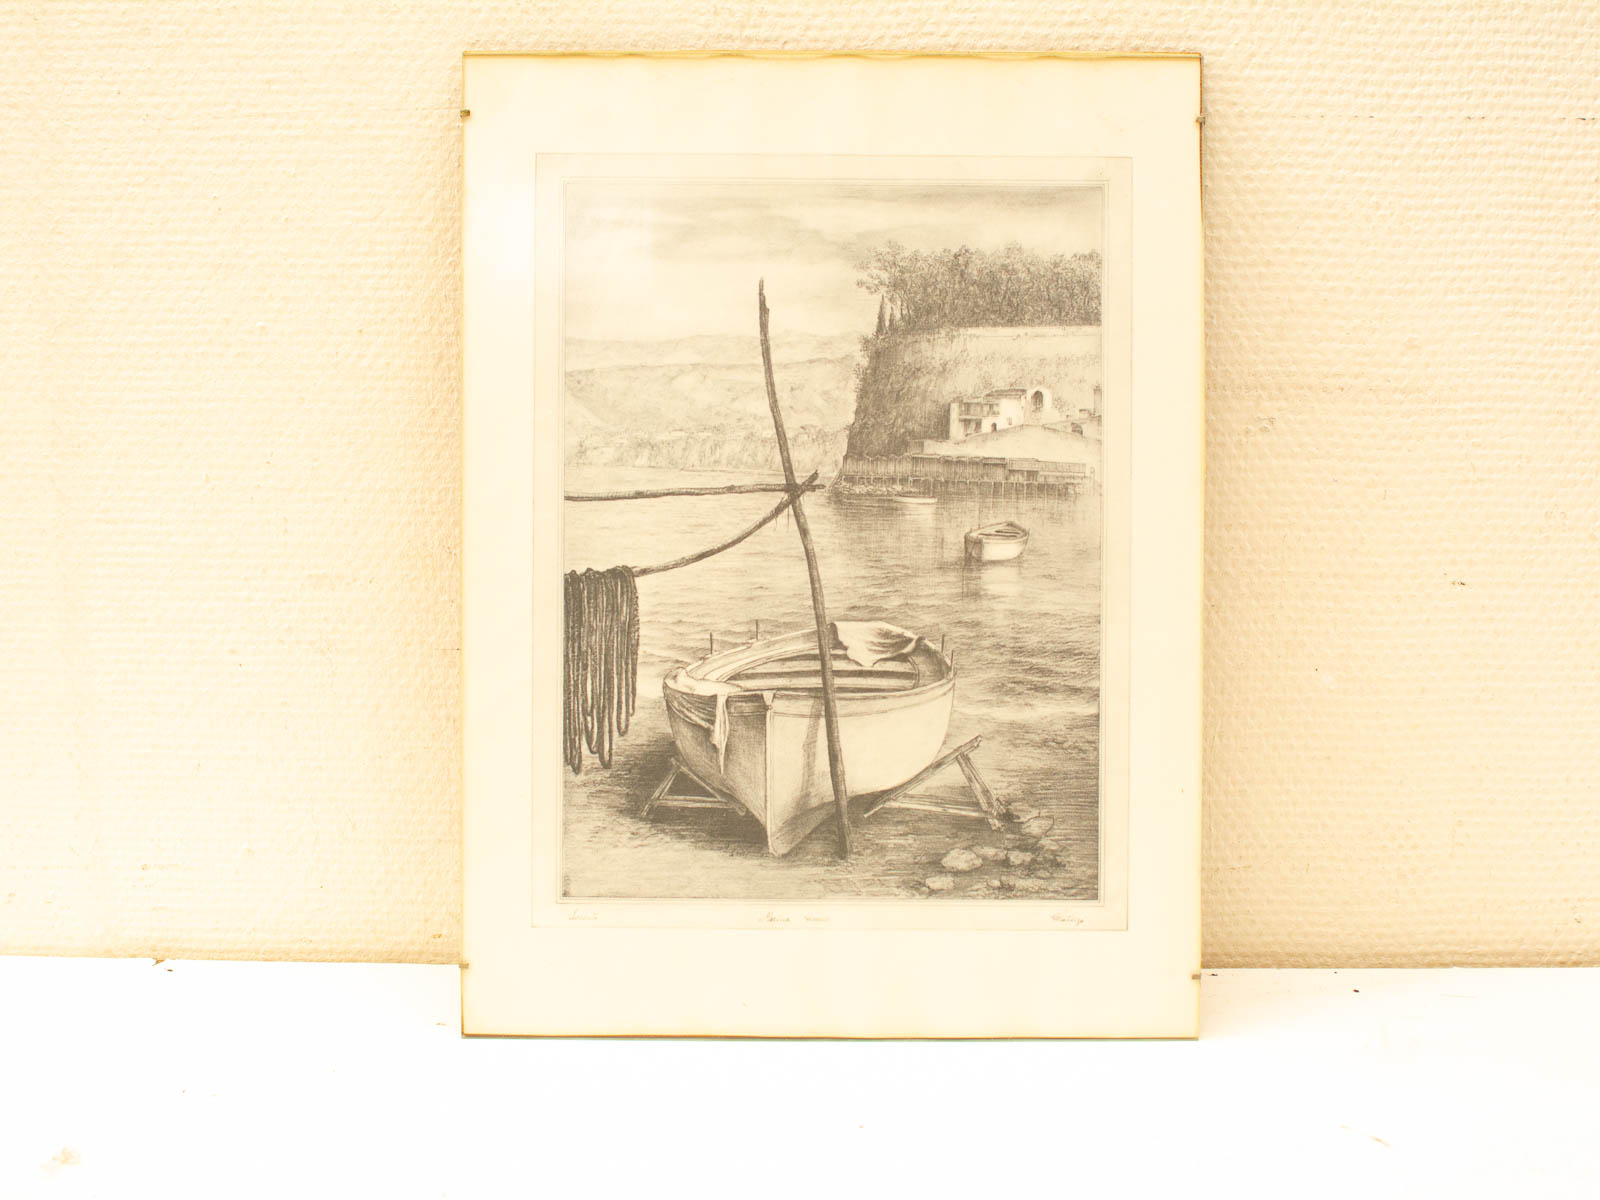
[{"xmin": 559, "ymin": 171, "xmax": 1107, "ymax": 903}]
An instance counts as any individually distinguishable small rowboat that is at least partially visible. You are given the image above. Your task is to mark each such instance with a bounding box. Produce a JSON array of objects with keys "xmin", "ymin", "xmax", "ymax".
[
  {"xmin": 663, "ymin": 624, "xmax": 955, "ymax": 855},
  {"xmin": 963, "ymin": 520, "xmax": 1030, "ymax": 562},
  {"xmin": 831, "ymin": 491, "xmax": 935, "ymax": 507}
]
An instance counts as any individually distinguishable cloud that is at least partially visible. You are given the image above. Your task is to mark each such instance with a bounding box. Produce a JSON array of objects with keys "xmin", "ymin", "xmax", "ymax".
[{"xmin": 564, "ymin": 178, "xmax": 1102, "ymax": 340}]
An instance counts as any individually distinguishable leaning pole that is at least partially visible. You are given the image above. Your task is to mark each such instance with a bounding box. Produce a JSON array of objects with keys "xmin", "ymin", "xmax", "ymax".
[{"xmin": 756, "ymin": 281, "xmax": 853, "ymax": 858}]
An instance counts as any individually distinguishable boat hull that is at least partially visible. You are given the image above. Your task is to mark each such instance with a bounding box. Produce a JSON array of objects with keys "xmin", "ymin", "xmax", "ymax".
[
  {"xmin": 663, "ymin": 633, "xmax": 956, "ymax": 855},
  {"xmin": 964, "ymin": 531, "xmax": 1028, "ymax": 562}
]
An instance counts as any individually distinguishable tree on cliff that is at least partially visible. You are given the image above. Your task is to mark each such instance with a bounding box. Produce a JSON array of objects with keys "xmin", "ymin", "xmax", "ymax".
[{"xmin": 855, "ymin": 241, "xmax": 1100, "ymax": 331}]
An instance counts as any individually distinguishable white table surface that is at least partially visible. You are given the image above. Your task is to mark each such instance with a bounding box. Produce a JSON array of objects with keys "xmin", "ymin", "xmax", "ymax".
[{"xmin": 3, "ymin": 959, "xmax": 1596, "ymax": 1198}]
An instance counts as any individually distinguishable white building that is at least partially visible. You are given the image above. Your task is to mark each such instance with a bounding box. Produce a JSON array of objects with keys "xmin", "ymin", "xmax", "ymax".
[
  {"xmin": 946, "ymin": 386, "xmax": 1062, "ymax": 442},
  {"xmin": 948, "ymin": 390, "xmax": 1022, "ymax": 440}
]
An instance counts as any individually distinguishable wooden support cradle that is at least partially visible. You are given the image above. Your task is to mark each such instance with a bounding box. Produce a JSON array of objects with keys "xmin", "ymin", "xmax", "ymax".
[{"xmin": 642, "ymin": 734, "xmax": 1009, "ymax": 833}]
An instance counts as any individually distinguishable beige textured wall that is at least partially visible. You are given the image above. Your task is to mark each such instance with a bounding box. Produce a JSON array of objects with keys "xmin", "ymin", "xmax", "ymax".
[{"xmin": 4, "ymin": 2, "xmax": 1596, "ymax": 966}]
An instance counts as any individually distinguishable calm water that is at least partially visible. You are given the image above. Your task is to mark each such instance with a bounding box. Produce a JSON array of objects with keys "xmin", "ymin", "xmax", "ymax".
[{"xmin": 562, "ymin": 465, "xmax": 1101, "ymax": 900}]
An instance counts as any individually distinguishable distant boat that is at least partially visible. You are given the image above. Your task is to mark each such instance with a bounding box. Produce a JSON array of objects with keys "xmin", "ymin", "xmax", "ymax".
[
  {"xmin": 662, "ymin": 624, "xmax": 955, "ymax": 855},
  {"xmin": 964, "ymin": 520, "xmax": 1030, "ymax": 562},
  {"xmin": 831, "ymin": 489, "xmax": 935, "ymax": 506}
]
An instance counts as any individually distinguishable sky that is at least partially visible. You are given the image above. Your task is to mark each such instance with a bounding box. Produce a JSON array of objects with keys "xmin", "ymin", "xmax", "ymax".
[{"xmin": 563, "ymin": 179, "xmax": 1103, "ymax": 342}]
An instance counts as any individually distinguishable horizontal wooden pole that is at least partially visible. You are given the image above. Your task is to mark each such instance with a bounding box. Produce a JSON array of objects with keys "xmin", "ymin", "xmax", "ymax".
[
  {"xmin": 874, "ymin": 797, "xmax": 990, "ymax": 819},
  {"xmin": 651, "ymin": 796, "xmax": 744, "ymax": 812},
  {"xmin": 860, "ymin": 735, "xmax": 984, "ymax": 817},
  {"xmin": 631, "ymin": 470, "xmax": 820, "ymax": 577},
  {"xmin": 566, "ymin": 481, "xmax": 822, "ymax": 502}
]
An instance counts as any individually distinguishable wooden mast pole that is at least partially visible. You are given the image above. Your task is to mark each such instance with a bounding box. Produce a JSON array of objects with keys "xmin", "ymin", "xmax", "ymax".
[{"xmin": 757, "ymin": 281, "xmax": 852, "ymax": 858}]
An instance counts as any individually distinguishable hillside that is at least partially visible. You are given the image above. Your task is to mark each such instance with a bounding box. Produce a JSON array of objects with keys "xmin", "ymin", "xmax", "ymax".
[
  {"xmin": 563, "ymin": 325, "xmax": 1103, "ymax": 474},
  {"xmin": 564, "ymin": 335, "xmax": 862, "ymax": 474},
  {"xmin": 566, "ymin": 332, "xmax": 859, "ymax": 372},
  {"xmin": 845, "ymin": 326, "xmax": 1102, "ymax": 458},
  {"xmin": 567, "ymin": 425, "xmax": 849, "ymax": 475}
]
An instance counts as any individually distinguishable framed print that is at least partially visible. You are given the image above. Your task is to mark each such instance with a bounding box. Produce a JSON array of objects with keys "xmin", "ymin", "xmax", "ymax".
[{"xmin": 462, "ymin": 52, "xmax": 1203, "ymax": 1036}]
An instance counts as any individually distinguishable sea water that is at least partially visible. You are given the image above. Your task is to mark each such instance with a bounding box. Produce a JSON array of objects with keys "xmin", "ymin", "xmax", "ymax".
[{"xmin": 560, "ymin": 465, "xmax": 1101, "ymax": 901}]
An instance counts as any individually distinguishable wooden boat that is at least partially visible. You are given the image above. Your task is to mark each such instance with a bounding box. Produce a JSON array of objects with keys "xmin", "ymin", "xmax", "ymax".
[
  {"xmin": 662, "ymin": 624, "xmax": 956, "ymax": 855},
  {"xmin": 831, "ymin": 490, "xmax": 935, "ymax": 507},
  {"xmin": 963, "ymin": 520, "xmax": 1030, "ymax": 562}
]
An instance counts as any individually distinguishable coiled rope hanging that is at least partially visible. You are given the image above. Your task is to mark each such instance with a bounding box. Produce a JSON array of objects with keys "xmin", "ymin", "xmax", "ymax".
[
  {"xmin": 559, "ymin": 470, "xmax": 818, "ymax": 775},
  {"xmin": 563, "ymin": 566, "xmax": 639, "ymax": 775}
]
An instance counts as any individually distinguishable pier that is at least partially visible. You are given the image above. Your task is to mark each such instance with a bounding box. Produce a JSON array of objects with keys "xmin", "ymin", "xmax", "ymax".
[{"xmin": 835, "ymin": 452, "xmax": 1090, "ymax": 499}]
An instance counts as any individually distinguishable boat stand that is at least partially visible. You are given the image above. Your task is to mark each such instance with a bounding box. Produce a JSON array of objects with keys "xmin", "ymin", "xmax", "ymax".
[
  {"xmin": 639, "ymin": 758, "xmax": 747, "ymax": 820},
  {"xmin": 859, "ymin": 735, "xmax": 1008, "ymax": 831},
  {"xmin": 641, "ymin": 735, "xmax": 1008, "ymax": 833}
]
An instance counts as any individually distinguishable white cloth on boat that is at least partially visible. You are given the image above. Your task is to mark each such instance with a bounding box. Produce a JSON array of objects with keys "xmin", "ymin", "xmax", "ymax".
[
  {"xmin": 830, "ymin": 620, "xmax": 924, "ymax": 668},
  {"xmin": 666, "ymin": 670, "xmax": 739, "ymax": 771}
]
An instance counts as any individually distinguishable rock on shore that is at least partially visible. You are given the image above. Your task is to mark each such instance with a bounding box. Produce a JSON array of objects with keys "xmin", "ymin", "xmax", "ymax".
[{"xmin": 941, "ymin": 848, "xmax": 984, "ymax": 873}]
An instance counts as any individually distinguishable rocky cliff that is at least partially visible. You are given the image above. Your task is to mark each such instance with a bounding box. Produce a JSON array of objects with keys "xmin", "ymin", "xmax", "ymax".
[{"xmin": 845, "ymin": 326, "xmax": 1102, "ymax": 458}]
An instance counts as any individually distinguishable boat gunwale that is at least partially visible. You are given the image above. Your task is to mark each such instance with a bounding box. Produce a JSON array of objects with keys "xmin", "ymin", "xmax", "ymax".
[
  {"xmin": 666, "ymin": 674, "xmax": 955, "ymax": 723},
  {"xmin": 663, "ymin": 628, "xmax": 955, "ymax": 709},
  {"xmin": 966, "ymin": 520, "xmax": 1030, "ymax": 541}
]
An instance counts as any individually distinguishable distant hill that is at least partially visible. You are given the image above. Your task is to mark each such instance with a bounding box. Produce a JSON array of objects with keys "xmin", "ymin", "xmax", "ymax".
[
  {"xmin": 565, "ymin": 332, "xmax": 861, "ymax": 372},
  {"xmin": 564, "ymin": 334, "xmax": 864, "ymax": 474},
  {"xmin": 568, "ymin": 425, "xmax": 851, "ymax": 476}
]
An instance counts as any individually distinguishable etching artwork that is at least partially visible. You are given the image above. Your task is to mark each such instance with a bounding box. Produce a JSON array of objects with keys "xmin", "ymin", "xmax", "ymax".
[{"xmin": 559, "ymin": 171, "xmax": 1109, "ymax": 904}]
